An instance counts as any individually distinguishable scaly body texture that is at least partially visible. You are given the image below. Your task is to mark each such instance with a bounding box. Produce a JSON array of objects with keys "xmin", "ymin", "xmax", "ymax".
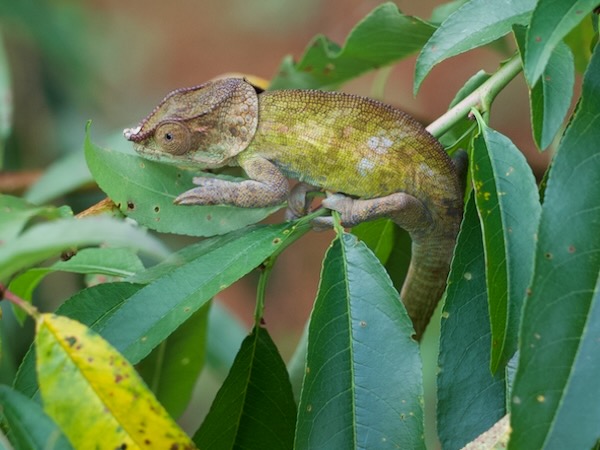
[{"xmin": 124, "ymin": 78, "xmax": 464, "ymax": 338}]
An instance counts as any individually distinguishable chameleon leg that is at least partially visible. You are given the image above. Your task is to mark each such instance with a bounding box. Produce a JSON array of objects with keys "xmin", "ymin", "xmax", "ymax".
[
  {"xmin": 285, "ymin": 182, "xmax": 322, "ymax": 221},
  {"xmin": 313, "ymin": 192, "xmax": 433, "ymax": 236},
  {"xmin": 318, "ymin": 191, "xmax": 457, "ymax": 340},
  {"xmin": 175, "ymin": 156, "xmax": 289, "ymax": 208}
]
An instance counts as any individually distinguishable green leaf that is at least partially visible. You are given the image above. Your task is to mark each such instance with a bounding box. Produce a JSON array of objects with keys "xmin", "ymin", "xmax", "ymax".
[
  {"xmin": 193, "ymin": 326, "xmax": 296, "ymax": 449},
  {"xmin": 470, "ymin": 116, "xmax": 541, "ymax": 372},
  {"xmin": 438, "ymin": 70, "xmax": 490, "ymax": 150},
  {"xmin": 24, "ymin": 150, "xmax": 92, "ymax": 204},
  {"xmin": 414, "ymin": 0, "xmax": 535, "ymax": 93},
  {"xmin": 36, "ymin": 314, "xmax": 197, "ymax": 449},
  {"xmin": 296, "ymin": 233, "xmax": 423, "ymax": 449},
  {"xmin": 84, "ymin": 124, "xmax": 279, "ymax": 237},
  {"xmin": 98, "ymin": 222, "xmax": 307, "ymax": 364},
  {"xmin": 13, "ymin": 282, "xmax": 144, "ymax": 398},
  {"xmin": 0, "ymin": 430, "xmax": 13, "ymax": 450},
  {"xmin": 52, "ymin": 246, "xmax": 144, "ymax": 276},
  {"xmin": 564, "ymin": 15, "xmax": 597, "ymax": 73},
  {"xmin": 514, "ymin": 26, "xmax": 575, "ymax": 150},
  {"xmin": 126, "ymin": 225, "xmax": 261, "ymax": 285},
  {"xmin": 352, "ymin": 218, "xmax": 413, "ymax": 295},
  {"xmin": 9, "ymin": 247, "xmax": 144, "ymax": 305},
  {"xmin": 25, "ymin": 131, "xmax": 127, "ymax": 206},
  {"xmin": 429, "ymin": 0, "xmax": 469, "ymax": 24},
  {"xmin": 14, "ymin": 271, "xmax": 247, "ymax": 401},
  {"xmin": 0, "ymin": 216, "xmax": 167, "ymax": 283},
  {"xmin": 509, "ymin": 41, "xmax": 600, "ymax": 450},
  {"xmin": 382, "ymin": 226, "xmax": 412, "ymax": 295},
  {"xmin": 449, "ymin": 70, "xmax": 492, "ymax": 108},
  {"xmin": 438, "ymin": 195, "xmax": 506, "ymax": 450},
  {"xmin": 0, "ymin": 384, "xmax": 73, "ymax": 450},
  {"xmin": 287, "ymin": 323, "xmax": 308, "ymax": 402},
  {"xmin": 138, "ymin": 302, "xmax": 210, "ymax": 419},
  {"xmin": 0, "ymin": 195, "xmax": 71, "ymax": 243},
  {"xmin": 530, "ymin": 42, "xmax": 574, "ymax": 150},
  {"xmin": 0, "ymin": 320, "xmax": 17, "ymax": 386},
  {"xmin": 351, "ymin": 217, "xmax": 396, "ymax": 265},
  {"xmin": 0, "ymin": 32, "xmax": 12, "ymax": 165},
  {"xmin": 524, "ymin": 0, "xmax": 597, "ymax": 85},
  {"xmin": 269, "ymin": 2, "xmax": 435, "ymax": 90}
]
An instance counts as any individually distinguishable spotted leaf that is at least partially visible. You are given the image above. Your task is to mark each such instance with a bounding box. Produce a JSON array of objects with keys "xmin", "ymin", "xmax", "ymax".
[{"xmin": 35, "ymin": 313, "xmax": 196, "ymax": 450}]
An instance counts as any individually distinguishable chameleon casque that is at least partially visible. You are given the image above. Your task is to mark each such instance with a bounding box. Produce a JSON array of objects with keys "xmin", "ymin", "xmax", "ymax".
[{"xmin": 124, "ymin": 77, "xmax": 464, "ymax": 339}]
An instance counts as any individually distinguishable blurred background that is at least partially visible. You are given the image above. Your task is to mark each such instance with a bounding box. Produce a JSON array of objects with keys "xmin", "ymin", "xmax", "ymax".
[{"xmin": 0, "ymin": 0, "xmax": 552, "ymax": 443}]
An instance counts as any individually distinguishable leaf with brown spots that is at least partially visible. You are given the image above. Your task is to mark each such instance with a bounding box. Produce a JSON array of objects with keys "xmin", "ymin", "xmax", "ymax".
[
  {"xmin": 295, "ymin": 232, "xmax": 423, "ymax": 448},
  {"xmin": 470, "ymin": 112, "xmax": 541, "ymax": 372},
  {"xmin": 437, "ymin": 195, "xmax": 506, "ymax": 449},
  {"xmin": 36, "ymin": 313, "xmax": 197, "ymax": 449},
  {"xmin": 510, "ymin": 42, "xmax": 600, "ymax": 450},
  {"xmin": 514, "ymin": 26, "xmax": 574, "ymax": 150},
  {"xmin": 524, "ymin": 0, "xmax": 598, "ymax": 85},
  {"xmin": 85, "ymin": 124, "xmax": 280, "ymax": 237},
  {"xmin": 193, "ymin": 326, "xmax": 296, "ymax": 449}
]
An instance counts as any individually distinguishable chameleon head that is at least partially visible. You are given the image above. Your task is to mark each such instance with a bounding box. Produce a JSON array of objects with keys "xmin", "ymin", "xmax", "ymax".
[{"xmin": 123, "ymin": 78, "xmax": 260, "ymax": 168}]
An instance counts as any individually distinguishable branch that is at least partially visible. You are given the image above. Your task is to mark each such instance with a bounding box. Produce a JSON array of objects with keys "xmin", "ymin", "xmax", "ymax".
[
  {"xmin": 1, "ymin": 283, "xmax": 40, "ymax": 319},
  {"xmin": 426, "ymin": 54, "xmax": 523, "ymax": 139}
]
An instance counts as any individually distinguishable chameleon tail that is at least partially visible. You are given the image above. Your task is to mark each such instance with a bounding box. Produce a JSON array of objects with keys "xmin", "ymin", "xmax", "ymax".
[
  {"xmin": 401, "ymin": 149, "xmax": 467, "ymax": 339},
  {"xmin": 400, "ymin": 231, "xmax": 457, "ymax": 340}
]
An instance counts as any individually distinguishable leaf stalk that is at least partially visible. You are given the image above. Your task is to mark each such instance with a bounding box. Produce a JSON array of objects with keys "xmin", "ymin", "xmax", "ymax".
[
  {"xmin": 254, "ymin": 207, "xmax": 328, "ymax": 324},
  {"xmin": 426, "ymin": 54, "xmax": 523, "ymax": 139}
]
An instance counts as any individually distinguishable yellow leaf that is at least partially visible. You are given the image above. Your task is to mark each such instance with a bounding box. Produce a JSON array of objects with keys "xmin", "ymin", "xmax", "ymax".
[{"xmin": 35, "ymin": 313, "xmax": 197, "ymax": 450}]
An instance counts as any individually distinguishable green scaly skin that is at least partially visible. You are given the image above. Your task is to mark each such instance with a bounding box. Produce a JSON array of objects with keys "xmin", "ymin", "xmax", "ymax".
[{"xmin": 124, "ymin": 78, "xmax": 464, "ymax": 339}]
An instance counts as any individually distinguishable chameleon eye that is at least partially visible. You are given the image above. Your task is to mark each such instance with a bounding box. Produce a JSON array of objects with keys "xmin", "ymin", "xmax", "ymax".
[{"xmin": 155, "ymin": 122, "xmax": 191, "ymax": 155}]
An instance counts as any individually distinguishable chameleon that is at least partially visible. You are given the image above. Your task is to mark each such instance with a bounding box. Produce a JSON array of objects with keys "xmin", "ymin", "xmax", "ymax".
[{"xmin": 123, "ymin": 77, "xmax": 464, "ymax": 339}]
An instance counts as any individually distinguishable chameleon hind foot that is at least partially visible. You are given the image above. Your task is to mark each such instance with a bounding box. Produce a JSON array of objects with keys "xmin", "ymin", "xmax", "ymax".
[{"xmin": 313, "ymin": 191, "xmax": 433, "ymax": 237}]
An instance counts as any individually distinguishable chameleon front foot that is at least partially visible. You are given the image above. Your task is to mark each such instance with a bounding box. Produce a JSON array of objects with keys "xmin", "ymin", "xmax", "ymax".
[
  {"xmin": 285, "ymin": 182, "xmax": 322, "ymax": 221},
  {"xmin": 174, "ymin": 177, "xmax": 222, "ymax": 205},
  {"xmin": 175, "ymin": 190, "xmax": 211, "ymax": 205},
  {"xmin": 175, "ymin": 174, "xmax": 289, "ymax": 208},
  {"xmin": 316, "ymin": 191, "xmax": 433, "ymax": 236},
  {"xmin": 309, "ymin": 193, "xmax": 354, "ymax": 231}
]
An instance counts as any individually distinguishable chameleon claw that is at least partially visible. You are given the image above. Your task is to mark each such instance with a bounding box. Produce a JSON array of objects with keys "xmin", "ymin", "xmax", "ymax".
[
  {"xmin": 284, "ymin": 207, "xmax": 302, "ymax": 221},
  {"xmin": 173, "ymin": 194, "xmax": 195, "ymax": 205},
  {"xmin": 174, "ymin": 188, "xmax": 213, "ymax": 205},
  {"xmin": 321, "ymin": 192, "xmax": 351, "ymax": 211},
  {"xmin": 310, "ymin": 216, "xmax": 334, "ymax": 231}
]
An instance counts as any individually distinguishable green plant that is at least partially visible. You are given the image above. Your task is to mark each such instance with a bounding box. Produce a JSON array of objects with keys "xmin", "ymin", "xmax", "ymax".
[{"xmin": 1, "ymin": 1, "xmax": 599, "ymax": 449}]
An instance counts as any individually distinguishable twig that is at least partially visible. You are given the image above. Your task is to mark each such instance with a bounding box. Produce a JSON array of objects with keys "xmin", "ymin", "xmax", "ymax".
[
  {"xmin": 426, "ymin": 54, "xmax": 523, "ymax": 139},
  {"xmin": 1, "ymin": 283, "xmax": 40, "ymax": 319}
]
